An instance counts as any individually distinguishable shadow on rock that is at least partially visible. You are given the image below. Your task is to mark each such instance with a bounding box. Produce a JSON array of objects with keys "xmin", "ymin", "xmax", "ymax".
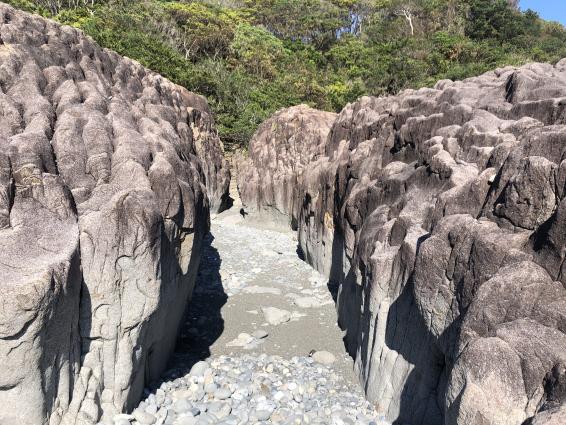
[
  {"xmin": 296, "ymin": 243, "xmax": 306, "ymax": 261},
  {"xmin": 164, "ymin": 232, "xmax": 227, "ymax": 379},
  {"xmin": 328, "ymin": 226, "xmax": 445, "ymax": 425}
]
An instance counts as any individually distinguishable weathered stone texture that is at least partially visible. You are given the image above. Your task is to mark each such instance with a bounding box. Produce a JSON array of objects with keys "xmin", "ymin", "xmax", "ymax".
[
  {"xmin": 0, "ymin": 4, "xmax": 229, "ymax": 424},
  {"xmin": 238, "ymin": 104, "xmax": 337, "ymax": 228},
  {"xmin": 239, "ymin": 62, "xmax": 566, "ymax": 424}
]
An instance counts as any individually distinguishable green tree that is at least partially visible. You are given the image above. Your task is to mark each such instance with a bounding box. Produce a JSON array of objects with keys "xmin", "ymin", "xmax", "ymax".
[
  {"xmin": 465, "ymin": 0, "xmax": 526, "ymax": 40},
  {"xmin": 6, "ymin": 0, "xmax": 566, "ymax": 150}
]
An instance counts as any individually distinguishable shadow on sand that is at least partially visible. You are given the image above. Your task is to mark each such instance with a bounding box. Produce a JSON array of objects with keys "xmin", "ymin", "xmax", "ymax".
[{"xmin": 163, "ymin": 232, "xmax": 228, "ymax": 380}]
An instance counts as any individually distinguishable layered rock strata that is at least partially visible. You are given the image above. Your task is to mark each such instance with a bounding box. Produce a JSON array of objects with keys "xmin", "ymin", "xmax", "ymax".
[
  {"xmin": 239, "ymin": 62, "xmax": 566, "ymax": 424},
  {"xmin": 0, "ymin": 4, "xmax": 229, "ymax": 425}
]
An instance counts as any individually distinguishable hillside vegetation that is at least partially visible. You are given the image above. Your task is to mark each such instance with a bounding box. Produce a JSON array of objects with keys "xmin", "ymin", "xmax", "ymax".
[{"xmin": 8, "ymin": 0, "xmax": 566, "ymax": 149}]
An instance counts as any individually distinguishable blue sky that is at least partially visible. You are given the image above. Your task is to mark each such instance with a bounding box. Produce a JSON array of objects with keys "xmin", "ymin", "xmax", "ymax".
[{"xmin": 521, "ymin": 1, "xmax": 566, "ymax": 26}]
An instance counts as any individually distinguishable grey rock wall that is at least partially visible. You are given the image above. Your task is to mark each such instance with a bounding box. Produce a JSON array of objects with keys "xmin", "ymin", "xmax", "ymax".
[
  {"xmin": 239, "ymin": 62, "xmax": 566, "ymax": 425},
  {"xmin": 238, "ymin": 104, "xmax": 336, "ymax": 229},
  {"xmin": 0, "ymin": 3, "xmax": 229, "ymax": 424}
]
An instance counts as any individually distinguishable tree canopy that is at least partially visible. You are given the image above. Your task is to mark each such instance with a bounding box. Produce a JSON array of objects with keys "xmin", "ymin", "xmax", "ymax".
[{"xmin": 8, "ymin": 0, "xmax": 566, "ymax": 150}]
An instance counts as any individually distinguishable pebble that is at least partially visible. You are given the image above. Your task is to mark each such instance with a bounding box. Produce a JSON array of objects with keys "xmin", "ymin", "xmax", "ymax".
[
  {"xmin": 174, "ymin": 418, "xmax": 196, "ymax": 425},
  {"xmin": 262, "ymin": 307, "xmax": 291, "ymax": 325},
  {"xmin": 189, "ymin": 361, "xmax": 210, "ymax": 377},
  {"xmin": 130, "ymin": 354, "xmax": 385, "ymax": 425},
  {"xmin": 254, "ymin": 409, "xmax": 272, "ymax": 420},
  {"xmin": 132, "ymin": 409, "xmax": 156, "ymax": 425},
  {"xmin": 225, "ymin": 333, "xmax": 254, "ymax": 347},
  {"xmin": 312, "ymin": 350, "xmax": 336, "ymax": 365},
  {"xmin": 204, "ymin": 383, "xmax": 218, "ymax": 394},
  {"xmin": 214, "ymin": 388, "xmax": 232, "ymax": 400},
  {"xmin": 293, "ymin": 296, "xmax": 321, "ymax": 308},
  {"xmin": 251, "ymin": 329, "xmax": 268, "ymax": 339},
  {"xmin": 172, "ymin": 399, "xmax": 191, "ymax": 414},
  {"xmin": 114, "ymin": 414, "xmax": 135, "ymax": 422},
  {"xmin": 146, "ymin": 405, "xmax": 158, "ymax": 415}
]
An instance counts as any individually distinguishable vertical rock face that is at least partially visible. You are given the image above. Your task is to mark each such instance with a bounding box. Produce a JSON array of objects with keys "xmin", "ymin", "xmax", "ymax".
[
  {"xmin": 0, "ymin": 4, "xmax": 229, "ymax": 425},
  {"xmin": 239, "ymin": 62, "xmax": 566, "ymax": 424},
  {"xmin": 237, "ymin": 104, "xmax": 337, "ymax": 228},
  {"xmin": 189, "ymin": 105, "xmax": 231, "ymax": 213}
]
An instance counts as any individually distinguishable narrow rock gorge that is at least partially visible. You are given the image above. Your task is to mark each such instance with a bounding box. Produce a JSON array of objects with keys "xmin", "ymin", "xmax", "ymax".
[
  {"xmin": 0, "ymin": 3, "xmax": 229, "ymax": 424},
  {"xmin": 238, "ymin": 63, "xmax": 566, "ymax": 424},
  {"xmin": 4, "ymin": 1, "xmax": 566, "ymax": 425}
]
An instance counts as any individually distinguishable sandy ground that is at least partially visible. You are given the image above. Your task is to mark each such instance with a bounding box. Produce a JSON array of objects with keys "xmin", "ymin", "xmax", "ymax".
[{"xmin": 168, "ymin": 203, "xmax": 358, "ymax": 384}]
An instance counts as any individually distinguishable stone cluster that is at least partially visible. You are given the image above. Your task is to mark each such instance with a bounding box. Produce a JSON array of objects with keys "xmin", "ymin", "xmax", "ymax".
[{"xmin": 124, "ymin": 356, "xmax": 386, "ymax": 425}]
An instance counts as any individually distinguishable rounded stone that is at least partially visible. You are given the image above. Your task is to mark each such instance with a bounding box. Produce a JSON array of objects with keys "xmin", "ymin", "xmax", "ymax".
[
  {"xmin": 252, "ymin": 330, "xmax": 269, "ymax": 340},
  {"xmin": 173, "ymin": 417, "xmax": 197, "ymax": 425},
  {"xmin": 204, "ymin": 383, "xmax": 218, "ymax": 394},
  {"xmin": 214, "ymin": 388, "xmax": 232, "ymax": 400},
  {"xmin": 312, "ymin": 351, "xmax": 336, "ymax": 365},
  {"xmin": 132, "ymin": 409, "xmax": 156, "ymax": 425},
  {"xmin": 145, "ymin": 403, "xmax": 158, "ymax": 415},
  {"xmin": 254, "ymin": 409, "xmax": 273, "ymax": 421},
  {"xmin": 113, "ymin": 414, "xmax": 134, "ymax": 423},
  {"xmin": 171, "ymin": 399, "xmax": 192, "ymax": 414},
  {"xmin": 189, "ymin": 361, "xmax": 210, "ymax": 378}
]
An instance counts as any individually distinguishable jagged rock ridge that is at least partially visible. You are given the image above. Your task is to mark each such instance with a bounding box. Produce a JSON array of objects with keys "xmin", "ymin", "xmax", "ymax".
[
  {"xmin": 0, "ymin": 3, "xmax": 229, "ymax": 424},
  {"xmin": 239, "ymin": 62, "xmax": 566, "ymax": 424}
]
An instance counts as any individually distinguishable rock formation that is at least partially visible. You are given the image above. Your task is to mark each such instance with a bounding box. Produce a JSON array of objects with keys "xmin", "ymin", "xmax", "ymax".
[
  {"xmin": 0, "ymin": 3, "xmax": 229, "ymax": 424},
  {"xmin": 239, "ymin": 62, "xmax": 566, "ymax": 424},
  {"xmin": 237, "ymin": 104, "xmax": 337, "ymax": 228}
]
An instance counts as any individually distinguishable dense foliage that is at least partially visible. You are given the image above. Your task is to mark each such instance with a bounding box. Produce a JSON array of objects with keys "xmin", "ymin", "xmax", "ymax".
[{"xmin": 8, "ymin": 0, "xmax": 566, "ymax": 149}]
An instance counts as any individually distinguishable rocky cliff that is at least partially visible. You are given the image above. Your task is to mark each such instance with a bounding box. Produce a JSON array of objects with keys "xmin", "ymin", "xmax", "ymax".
[
  {"xmin": 0, "ymin": 3, "xmax": 229, "ymax": 424},
  {"xmin": 239, "ymin": 62, "xmax": 566, "ymax": 424}
]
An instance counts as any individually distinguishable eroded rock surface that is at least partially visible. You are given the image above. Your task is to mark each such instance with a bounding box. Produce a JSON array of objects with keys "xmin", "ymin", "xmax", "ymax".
[
  {"xmin": 239, "ymin": 62, "xmax": 566, "ymax": 424},
  {"xmin": 237, "ymin": 104, "xmax": 337, "ymax": 228},
  {"xmin": 0, "ymin": 4, "xmax": 228, "ymax": 424}
]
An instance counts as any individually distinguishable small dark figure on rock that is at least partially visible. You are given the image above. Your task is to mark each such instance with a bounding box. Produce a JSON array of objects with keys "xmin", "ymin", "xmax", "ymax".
[{"xmin": 240, "ymin": 208, "xmax": 249, "ymax": 219}]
